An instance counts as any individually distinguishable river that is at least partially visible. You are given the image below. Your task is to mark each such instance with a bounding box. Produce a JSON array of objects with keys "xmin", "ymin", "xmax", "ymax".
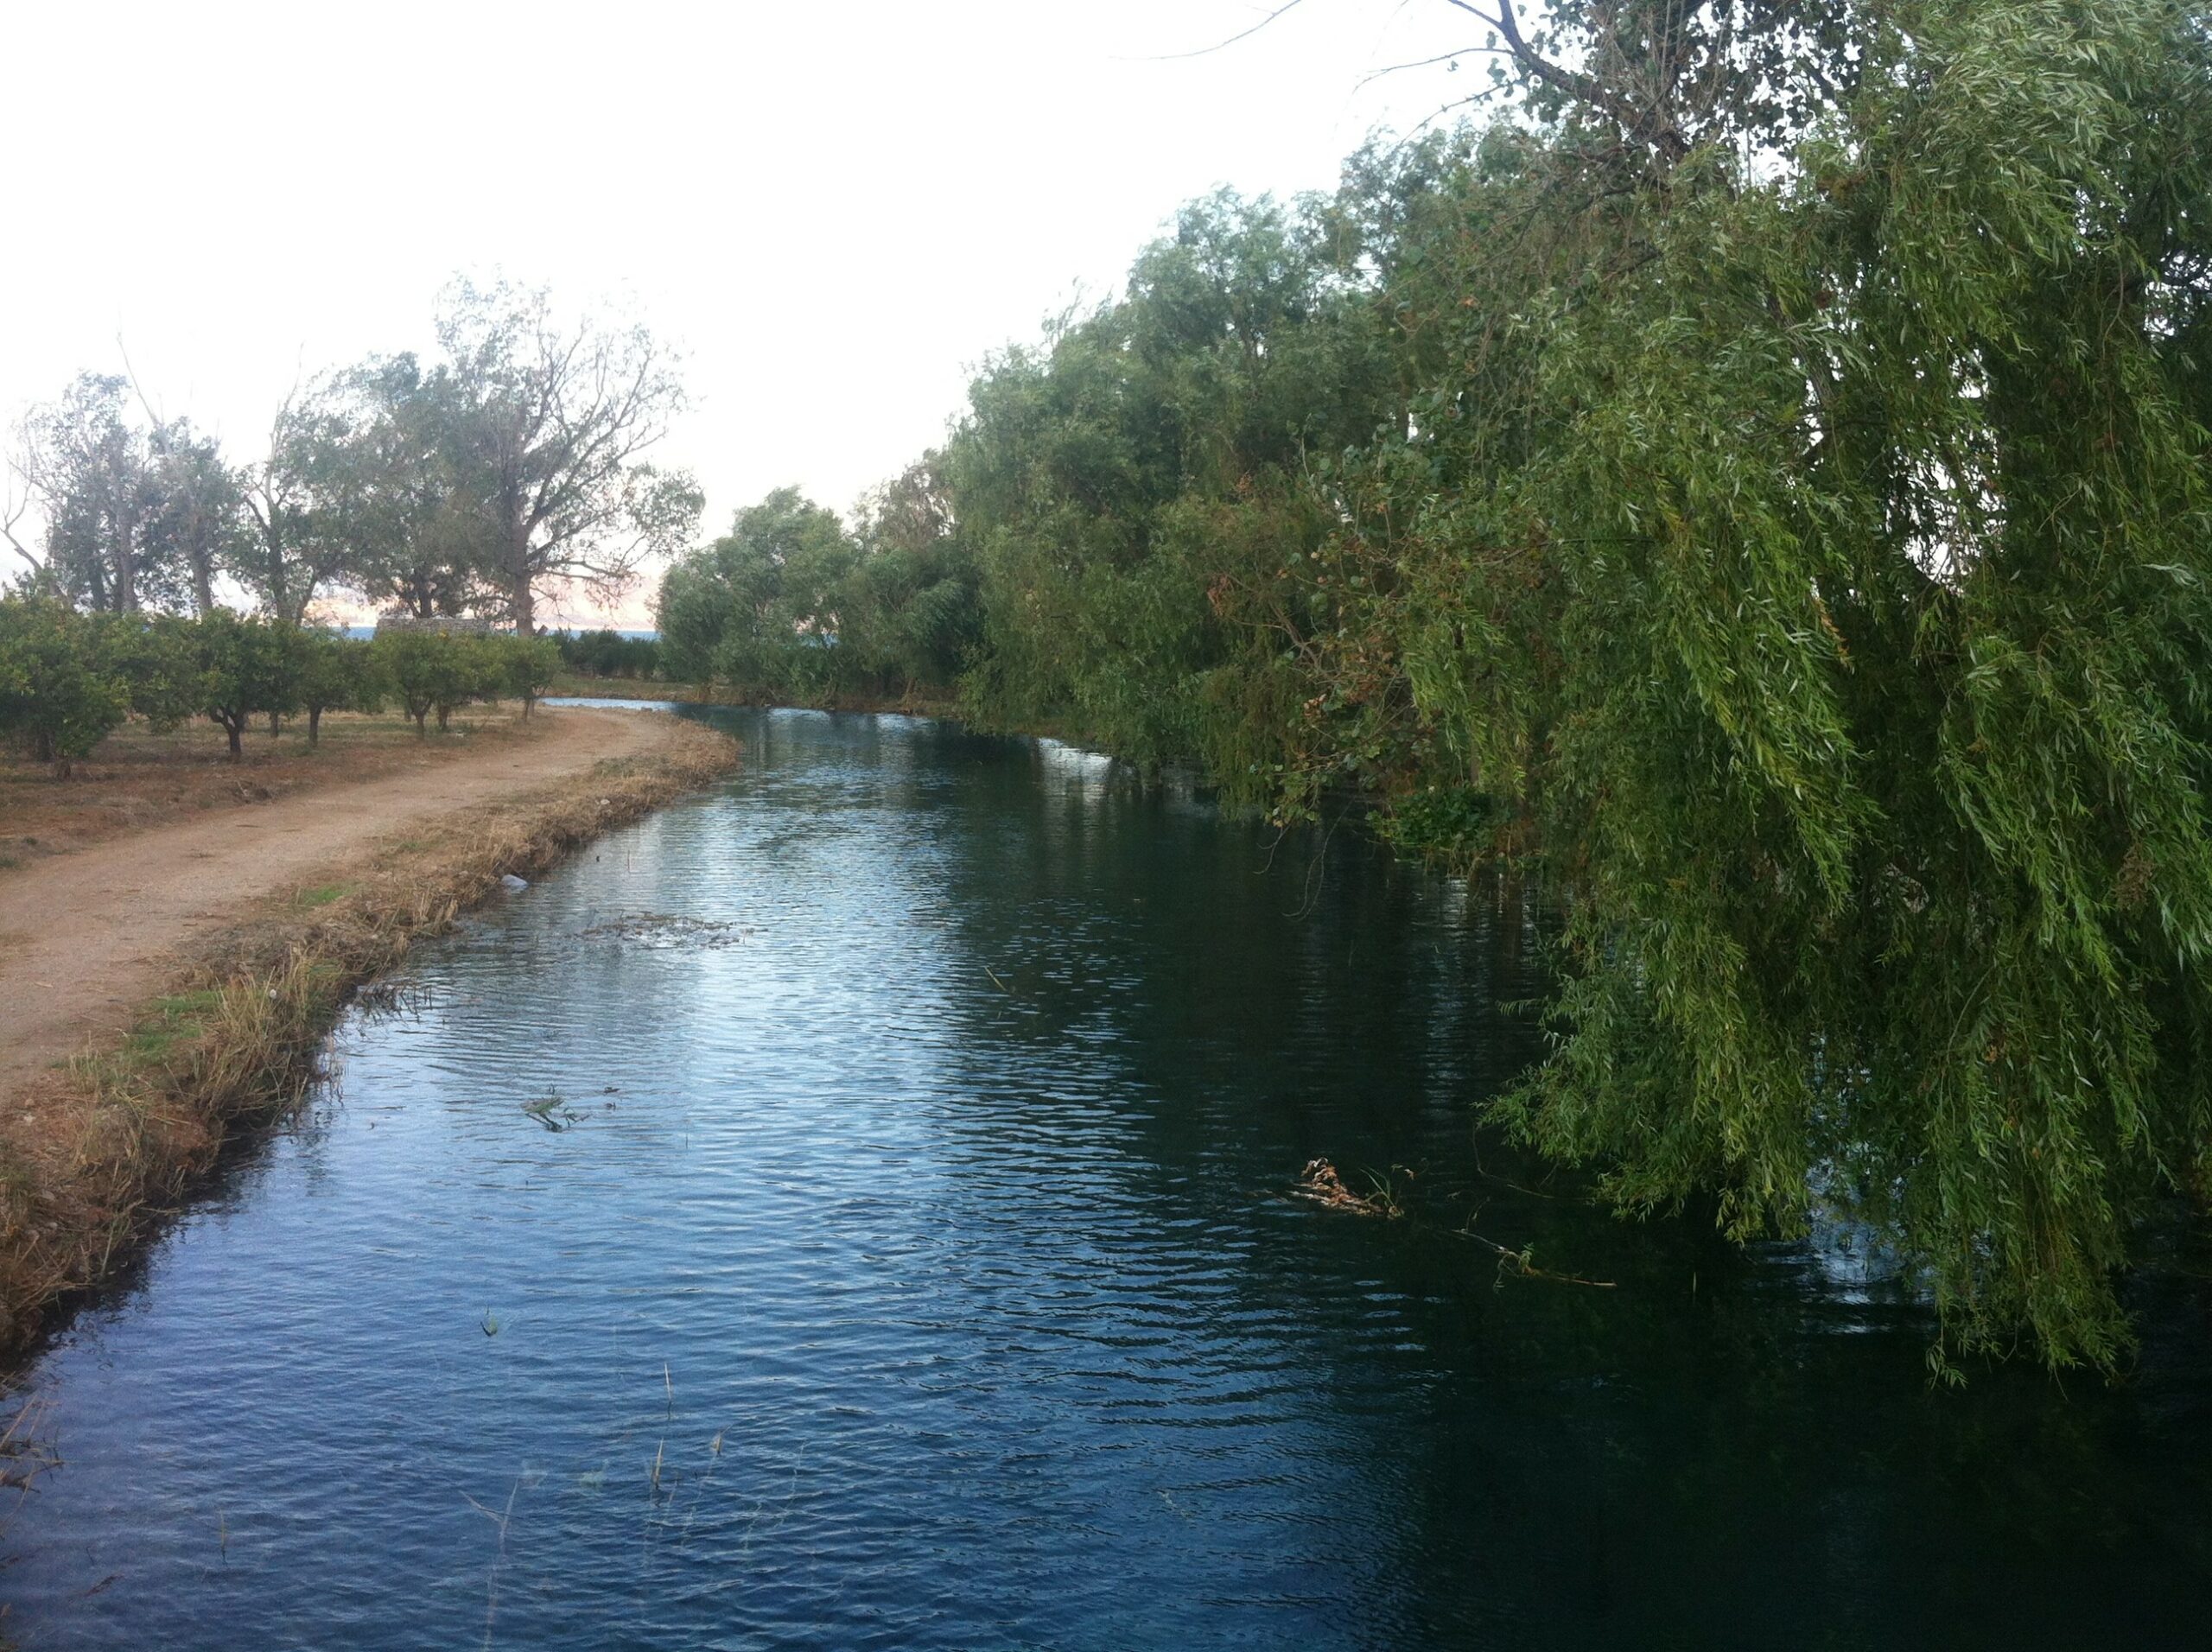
[{"xmin": 5, "ymin": 706, "xmax": 2209, "ymax": 1649}]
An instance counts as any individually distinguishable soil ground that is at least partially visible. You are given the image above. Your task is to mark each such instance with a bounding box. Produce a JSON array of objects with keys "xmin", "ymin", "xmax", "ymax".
[
  {"xmin": 0, "ymin": 706, "xmax": 679, "ymax": 1106},
  {"xmin": 0, "ymin": 705, "xmax": 537, "ymax": 867}
]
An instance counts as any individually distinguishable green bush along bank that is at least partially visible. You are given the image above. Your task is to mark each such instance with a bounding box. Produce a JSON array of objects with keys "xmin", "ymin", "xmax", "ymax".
[{"xmin": 658, "ymin": 0, "xmax": 2212, "ymax": 1372}]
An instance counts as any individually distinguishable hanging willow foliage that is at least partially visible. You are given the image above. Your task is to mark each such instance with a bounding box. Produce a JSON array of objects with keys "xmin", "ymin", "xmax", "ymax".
[
  {"xmin": 680, "ymin": 0, "xmax": 2211, "ymax": 1369},
  {"xmin": 1290, "ymin": 0, "xmax": 2212, "ymax": 1370}
]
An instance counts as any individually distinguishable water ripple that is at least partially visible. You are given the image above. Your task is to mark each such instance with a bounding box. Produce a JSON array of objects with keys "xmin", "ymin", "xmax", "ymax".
[{"xmin": 5, "ymin": 709, "xmax": 2210, "ymax": 1650}]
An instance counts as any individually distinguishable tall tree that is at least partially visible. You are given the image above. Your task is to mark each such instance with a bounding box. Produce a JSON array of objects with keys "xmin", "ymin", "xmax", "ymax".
[
  {"xmin": 143, "ymin": 418, "xmax": 244, "ymax": 618},
  {"xmin": 658, "ymin": 487, "xmax": 855, "ymax": 689},
  {"xmin": 433, "ymin": 279, "xmax": 700, "ymax": 634},
  {"xmin": 1432, "ymin": 0, "xmax": 1865, "ymax": 165},
  {"xmin": 18, "ymin": 375, "xmax": 168, "ymax": 613},
  {"xmin": 16, "ymin": 375, "xmax": 250, "ymax": 616},
  {"xmin": 912, "ymin": 0, "xmax": 2212, "ymax": 1368},
  {"xmin": 239, "ymin": 356, "xmax": 487, "ymax": 625},
  {"xmin": 237, "ymin": 375, "xmax": 365, "ymax": 626},
  {"xmin": 1308, "ymin": 0, "xmax": 2212, "ymax": 1369},
  {"xmin": 2, "ymin": 435, "xmax": 38, "ymax": 584}
]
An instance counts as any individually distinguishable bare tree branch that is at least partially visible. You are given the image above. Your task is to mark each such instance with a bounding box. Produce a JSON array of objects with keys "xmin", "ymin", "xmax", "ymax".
[
  {"xmin": 1141, "ymin": 0, "xmax": 1313, "ymax": 61},
  {"xmin": 2, "ymin": 451, "xmax": 40, "ymax": 575},
  {"xmin": 1353, "ymin": 44, "xmax": 1512, "ymax": 93},
  {"xmin": 1441, "ymin": 0, "xmax": 1692, "ymax": 161}
]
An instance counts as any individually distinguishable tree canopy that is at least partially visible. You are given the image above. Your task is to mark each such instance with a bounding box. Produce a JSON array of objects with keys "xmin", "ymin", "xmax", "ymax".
[
  {"xmin": 649, "ymin": 0, "xmax": 2212, "ymax": 1370},
  {"xmin": 6, "ymin": 283, "xmax": 698, "ymax": 637}
]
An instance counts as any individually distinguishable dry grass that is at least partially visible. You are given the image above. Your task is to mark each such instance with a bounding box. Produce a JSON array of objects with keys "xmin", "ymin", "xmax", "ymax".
[
  {"xmin": 0, "ymin": 707, "xmax": 536, "ymax": 867},
  {"xmin": 0, "ymin": 718, "xmax": 739, "ymax": 1359}
]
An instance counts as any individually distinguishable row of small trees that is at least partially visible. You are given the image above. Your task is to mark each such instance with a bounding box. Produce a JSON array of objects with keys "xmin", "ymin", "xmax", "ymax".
[{"xmin": 0, "ymin": 596, "xmax": 560, "ymax": 776}]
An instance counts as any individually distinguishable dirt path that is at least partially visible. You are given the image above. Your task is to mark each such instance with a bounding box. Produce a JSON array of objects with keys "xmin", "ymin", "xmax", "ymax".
[{"xmin": 0, "ymin": 708, "xmax": 673, "ymax": 1104}]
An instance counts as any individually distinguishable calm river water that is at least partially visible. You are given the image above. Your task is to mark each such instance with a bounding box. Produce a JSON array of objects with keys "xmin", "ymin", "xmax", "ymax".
[{"xmin": 7, "ymin": 707, "xmax": 2210, "ymax": 1649}]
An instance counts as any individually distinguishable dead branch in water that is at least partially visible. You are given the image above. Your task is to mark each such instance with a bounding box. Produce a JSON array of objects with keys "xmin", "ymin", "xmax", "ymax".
[
  {"xmin": 1455, "ymin": 1223, "xmax": 1617, "ymax": 1289},
  {"xmin": 1290, "ymin": 1158, "xmax": 1407, "ymax": 1219}
]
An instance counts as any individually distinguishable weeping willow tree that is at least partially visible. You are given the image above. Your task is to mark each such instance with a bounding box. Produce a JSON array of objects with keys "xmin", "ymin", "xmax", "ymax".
[
  {"xmin": 909, "ymin": 0, "xmax": 2212, "ymax": 1367},
  {"xmin": 1273, "ymin": 0, "xmax": 2212, "ymax": 1371}
]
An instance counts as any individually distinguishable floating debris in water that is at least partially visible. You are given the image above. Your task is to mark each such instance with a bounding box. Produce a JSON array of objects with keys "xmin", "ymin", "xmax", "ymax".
[
  {"xmin": 499, "ymin": 874, "xmax": 530, "ymax": 893},
  {"xmin": 580, "ymin": 912, "xmax": 748, "ymax": 950},
  {"xmin": 481, "ymin": 1312, "xmax": 500, "ymax": 1337},
  {"xmin": 521, "ymin": 1093, "xmax": 583, "ymax": 1132},
  {"xmin": 1452, "ymin": 1224, "xmax": 1618, "ymax": 1290},
  {"xmin": 1291, "ymin": 1158, "xmax": 1405, "ymax": 1218}
]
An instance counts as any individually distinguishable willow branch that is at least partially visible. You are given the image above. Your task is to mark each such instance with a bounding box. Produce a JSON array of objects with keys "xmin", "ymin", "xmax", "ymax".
[{"xmin": 1440, "ymin": 0, "xmax": 1690, "ymax": 161}]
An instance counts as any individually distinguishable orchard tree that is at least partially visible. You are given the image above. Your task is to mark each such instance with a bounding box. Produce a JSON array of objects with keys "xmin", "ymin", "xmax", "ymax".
[
  {"xmin": 294, "ymin": 631, "xmax": 379, "ymax": 746},
  {"xmin": 373, "ymin": 629, "xmax": 489, "ymax": 735},
  {"xmin": 0, "ymin": 596, "xmax": 131, "ymax": 778},
  {"xmin": 193, "ymin": 610, "xmax": 300, "ymax": 760},
  {"xmin": 434, "ymin": 279, "xmax": 701, "ymax": 635},
  {"xmin": 492, "ymin": 633, "xmax": 563, "ymax": 719}
]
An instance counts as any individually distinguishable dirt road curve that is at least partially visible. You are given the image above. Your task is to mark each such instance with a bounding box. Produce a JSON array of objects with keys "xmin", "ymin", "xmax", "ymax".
[{"xmin": 0, "ymin": 708, "xmax": 671, "ymax": 1104}]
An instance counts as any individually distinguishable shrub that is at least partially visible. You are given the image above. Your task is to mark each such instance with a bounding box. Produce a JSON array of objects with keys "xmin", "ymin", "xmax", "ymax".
[
  {"xmin": 371, "ymin": 629, "xmax": 492, "ymax": 735},
  {"xmin": 492, "ymin": 634, "xmax": 563, "ymax": 717},
  {"xmin": 0, "ymin": 596, "xmax": 131, "ymax": 778},
  {"xmin": 295, "ymin": 632, "xmax": 380, "ymax": 745},
  {"xmin": 555, "ymin": 627, "xmax": 660, "ymax": 679},
  {"xmin": 192, "ymin": 611, "xmax": 302, "ymax": 761}
]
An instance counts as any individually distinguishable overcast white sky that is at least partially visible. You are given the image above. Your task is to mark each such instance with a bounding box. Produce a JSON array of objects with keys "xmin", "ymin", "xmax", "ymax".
[{"xmin": 3, "ymin": 0, "xmax": 1483, "ymax": 625}]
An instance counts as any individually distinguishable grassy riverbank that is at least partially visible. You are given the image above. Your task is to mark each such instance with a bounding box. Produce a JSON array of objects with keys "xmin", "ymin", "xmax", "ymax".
[{"xmin": 0, "ymin": 715, "xmax": 738, "ymax": 1358}]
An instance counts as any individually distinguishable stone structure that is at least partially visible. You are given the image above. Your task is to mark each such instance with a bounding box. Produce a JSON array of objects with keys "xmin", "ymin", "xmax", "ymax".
[{"xmin": 372, "ymin": 613, "xmax": 496, "ymax": 638}]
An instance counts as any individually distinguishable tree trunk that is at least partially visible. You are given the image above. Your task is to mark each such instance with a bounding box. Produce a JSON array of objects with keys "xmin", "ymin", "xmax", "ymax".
[
  {"xmin": 114, "ymin": 542, "xmax": 137, "ymax": 613},
  {"xmin": 267, "ymin": 529, "xmax": 289, "ymax": 626},
  {"xmin": 226, "ymin": 721, "xmax": 243, "ymax": 762},
  {"xmin": 308, "ymin": 707, "xmax": 323, "ymax": 746},
  {"xmin": 511, "ymin": 518, "xmax": 535, "ymax": 636},
  {"xmin": 413, "ymin": 708, "xmax": 428, "ymax": 736},
  {"xmin": 32, "ymin": 730, "xmax": 69, "ymax": 780},
  {"xmin": 113, "ymin": 489, "xmax": 141, "ymax": 614},
  {"xmin": 268, "ymin": 710, "xmax": 282, "ymax": 738}
]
